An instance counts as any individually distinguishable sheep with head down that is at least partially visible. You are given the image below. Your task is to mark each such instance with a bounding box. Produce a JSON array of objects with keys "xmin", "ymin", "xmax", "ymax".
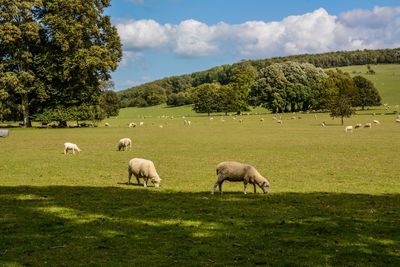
[
  {"xmin": 128, "ymin": 158, "xmax": 161, "ymax": 188},
  {"xmin": 64, "ymin": 142, "xmax": 81, "ymax": 155},
  {"xmin": 118, "ymin": 138, "xmax": 132, "ymax": 151},
  {"xmin": 211, "ymin": 161, "xmax": 270, "ymax": 194}
]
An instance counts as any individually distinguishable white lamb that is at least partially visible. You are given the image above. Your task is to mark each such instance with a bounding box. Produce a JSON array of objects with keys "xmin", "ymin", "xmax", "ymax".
[
  {"xmin": 128, "ymin": 158, "xmax": 161, "ymax": 188},
  {"xmin": 211, "ymin": 161, "xmax": 270, "ymax": 194},
  {"xmin": 344, "ymin": 126, "xmax": 353, "ymax": 132},
  {"xmin": 118, "ymin": 138, "xmax": 132, "ymax": 151},
  {"xmin": 64, "ymin": 142, "xmax": 81, "ymax": 155}
]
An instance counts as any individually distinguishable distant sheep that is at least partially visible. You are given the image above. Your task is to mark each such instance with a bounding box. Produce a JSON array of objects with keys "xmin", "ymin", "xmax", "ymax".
[
  {"xmin": 118, "ymin": 138, "xmax": 132, "ymax": 151},
  {"xmin": 211, "ymin": 161, "xmax": 270, "ymax": 194},
  {"xmin": 321, "ymin": 122, "xmax": 327, "ymax": 127},
  {"xmin": 128, "ymin": 122, "xmax": 137, "ymax": 128},
  {"xmin": 354, "ymin": 123, "xmax": 362, "ymax": 129},
  {"xmin": 344, "ymin": 126, "xmax": 353, "ymax": 132},
  {"xmin": 395, "ymin": 119, "xmax": 400, "ymax": 123},
  {"xmin": 373, "ymin": 120, "xmax": 380, "ymax": 124},
  {"xmin": 260, "ymin": 118, "xmax": 264, "ymax": 122},
  {"xmin": 139, "ymin": 122, "xmax": 144, "ymax": 126},
  {"xmin": 364, "ymin": 123, "xmax": 372, "ymax": 128},
  {"xmin": 128, "ymin": 158, "xmax": 161, "ymax": 188},
  {"xmin": 104, "ymin": 122, "xmax": 109, "ymax": 127},
  {"xmin": 64, "ymin": 142, "xmax": 81, "ymax": 155}
]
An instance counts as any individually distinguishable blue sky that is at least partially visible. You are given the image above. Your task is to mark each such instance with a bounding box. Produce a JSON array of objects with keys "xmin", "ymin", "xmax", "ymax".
[{"xmin": 106, "ymin": 0, "xmax": 400, "ymax": 90}]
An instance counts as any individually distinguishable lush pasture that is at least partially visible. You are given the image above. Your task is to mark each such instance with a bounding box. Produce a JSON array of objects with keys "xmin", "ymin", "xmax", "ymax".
[{"xmin": 1, "ymin": 103, "xmax": 400, "ymax": 266}]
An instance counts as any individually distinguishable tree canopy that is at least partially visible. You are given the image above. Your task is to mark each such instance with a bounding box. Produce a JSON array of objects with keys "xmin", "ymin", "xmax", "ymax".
[{"xmin": 0, "ymin": 0, "xmax": 122, "ymax": 126}]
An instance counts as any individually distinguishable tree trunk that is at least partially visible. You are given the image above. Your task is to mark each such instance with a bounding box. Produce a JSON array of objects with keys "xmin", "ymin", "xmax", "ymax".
[
  {"xmin": 58, "ymin": 120, "xmax": 68, "ymax": 128},
  {"xmin": 21, "ymin": 94, "xmax": 31, "ymax": 127},
  {"xmin": 341, "ymin": 116, "xmax": 344, "ymax": 125}
]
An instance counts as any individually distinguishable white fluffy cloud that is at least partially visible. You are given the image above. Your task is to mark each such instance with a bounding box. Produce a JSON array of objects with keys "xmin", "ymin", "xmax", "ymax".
[
  {"xmin": 116, "ymin": 19, "xmax": 169, "ymax": 50},
  {"xmin": 116, "ymin": 6, "xmax": 400, "ymax": 60}
]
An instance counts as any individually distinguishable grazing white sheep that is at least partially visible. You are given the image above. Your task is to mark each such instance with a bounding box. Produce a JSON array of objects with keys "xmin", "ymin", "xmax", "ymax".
[
  {"xmin": 118, "ymin": 138, "xmax": 132, "ymax": 151},
  {"xmin": 373, "ymin": 119, "xmax": 380, "ymax": 124},
  {"xmin": 128, "ymin": 158, "xmax": 161, "ymax": 188},
  {"xmin": 260, "ymin": 118, "xmax": 264, "ymax": 122},
  {"xmin": 139, "ymin": 122, "xmax": 144, "ymax": 126},
  {"xmin": 104, "ymin": 122, "xmax": 109, "ymax": 127},
  {"xmin": 128, "ymin": 122, "xmax": 137, "ymax": 128},
  {"xmin": 64, "ymin": 142, "xmax": 81, "ymax": 155},
  {"xmin": 364, "ymin": 123, "xmax": 372, "ymax": 128},
  {"xmin": 344, "ymin": 126, "xmax": 353, "ymax": 132},
  {"xmin": 354, "ymin": 123, "xmax": 362, "ymax": 129},
  {"xmin": 395, "ymin": 118, "xmax": 400, "ymax": 123},
  {"xmin": 321, "ymin": 122, "xmax": 327, "ymax": 127},
  {"xmin": 211, "ymin": 161, "xmax": 270, "ymax": 194}
]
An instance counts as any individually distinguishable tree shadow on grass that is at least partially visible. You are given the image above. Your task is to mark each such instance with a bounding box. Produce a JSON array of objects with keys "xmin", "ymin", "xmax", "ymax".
[{"xmin": 0, "ymin": 186, "xmax": 399, "ymax": 266}]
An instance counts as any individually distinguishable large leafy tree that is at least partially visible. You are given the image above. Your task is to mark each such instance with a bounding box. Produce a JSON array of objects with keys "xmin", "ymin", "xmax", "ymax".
[
  {"xmin": 0, "ymin": 1, "xmax": 45, "ymax": 127},
  {"xmin": 228, "ymin": 62, "xmax": 257, "ymax": 114},
  {"xmin": 0, "ymin": 0, "xmax": 122, "ymax": 127},
  {"xmin": 352, "ymin": 75, "xmax": 381, "ymax": 110},
  {"xmin": 38, "ymin": 0, "xmax": 122, "ymax": 126},
  {"xmin": 191, "ymin": 83, "xmax": 221, "ymax": 115},
  {"xmin": 250, "ymin": 62, "xmax": 327, "ymax": 113},
  {"xmin": 324, "ymin": 70, "xmax": 358, "ymax": 125}
]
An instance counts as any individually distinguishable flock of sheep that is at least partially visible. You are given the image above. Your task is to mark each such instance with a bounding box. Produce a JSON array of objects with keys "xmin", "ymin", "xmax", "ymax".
[
  {"xmin": 63, "ymin": 139, "xmax": 270, "ymax": 194},
  {"xmin": 62, "ymin": 112, "xmax": 400, "ymax": 194},
  {"xmin": 344, "ymin": 115, "xmax": 400, "ymax": 132}
]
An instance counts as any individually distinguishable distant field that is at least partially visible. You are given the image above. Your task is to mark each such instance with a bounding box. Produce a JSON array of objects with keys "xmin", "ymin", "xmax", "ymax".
[{"xmin": 334, "ymin": 64, "xmax": 400, "ymax": 106}]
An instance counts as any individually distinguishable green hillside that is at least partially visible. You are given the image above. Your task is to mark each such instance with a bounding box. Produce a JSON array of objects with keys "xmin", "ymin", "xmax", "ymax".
[{"xmin": 335, "ymin": 64, "xmax": 400, "ymax": 106}]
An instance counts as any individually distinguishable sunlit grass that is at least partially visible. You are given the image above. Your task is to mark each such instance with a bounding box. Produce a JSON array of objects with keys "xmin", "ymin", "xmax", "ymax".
[{"xmin": 1, "ymin": 77, "xmax": 400, "ymax": 265}]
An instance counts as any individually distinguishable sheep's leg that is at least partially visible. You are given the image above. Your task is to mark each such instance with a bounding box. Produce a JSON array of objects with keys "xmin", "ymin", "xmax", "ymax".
[
  {"xmin": 143, "ymin": 178, "xmax": 148, "ymax": 188},
  {"xmin": 132, "ymin": 174, "xmax": 140, "ymax": 185},
  {"xmin": 128, "ymin": 172, "xmax": 132, "ymax": 184},
  {"xmin": 64, "ymin": 149, "xmax": 67, "ymax": 155},
  {"xmin": 253, "ymin": 183, "xmax": 257, "ymax": 194},
  {"xmin": 72, "ymin": 148, "xmax": 75, "ymax": 154},
  {"xmin": 243, "ymin": 182, "xmax": 248, "ymax": 194},
  {"xmin": 218, "ymin": 181, "xmax": 223, "ymax": 194},
  {"xmin": 211, "ymin": 181, "xmax": 219, "ymax": 194}
]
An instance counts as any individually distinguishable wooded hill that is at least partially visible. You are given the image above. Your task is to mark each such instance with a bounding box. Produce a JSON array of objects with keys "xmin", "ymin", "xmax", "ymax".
[{"xmin": 118, "ymin": 48, "xmax": 400, "ymax": 108}]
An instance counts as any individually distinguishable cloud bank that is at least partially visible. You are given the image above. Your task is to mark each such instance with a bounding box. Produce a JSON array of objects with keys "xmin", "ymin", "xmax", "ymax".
[{"xmin": 116, "ymin": 6, "xmax": 400, "ymax": 61}]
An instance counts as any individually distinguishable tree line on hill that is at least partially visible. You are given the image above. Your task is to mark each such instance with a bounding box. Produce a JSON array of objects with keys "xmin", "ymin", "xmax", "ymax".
[
  {"xmin": 119, "ymin": 51, "xmax": 384, "ymax": 123},
  {"xmin": 0, "ymin": 1, "xmax": 122, "ymax": 127},
  {"xmin": 118, "ymin": 48, "xmax": 395, "ymax": 112}
]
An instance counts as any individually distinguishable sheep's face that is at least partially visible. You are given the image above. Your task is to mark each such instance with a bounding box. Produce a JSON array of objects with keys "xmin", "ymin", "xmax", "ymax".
[
  {"xmin": 152, "ymin": 177, "xmax": 161, "ymax": 187},
  {"xmin": 261, "ymin": 182, "xmax": 269, "ymax": 193}
]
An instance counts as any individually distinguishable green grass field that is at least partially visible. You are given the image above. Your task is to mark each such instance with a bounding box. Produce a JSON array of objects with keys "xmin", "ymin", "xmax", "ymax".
[{"xmin": 1, "ymin": 64, "xmax": 400, "ymax": 266}]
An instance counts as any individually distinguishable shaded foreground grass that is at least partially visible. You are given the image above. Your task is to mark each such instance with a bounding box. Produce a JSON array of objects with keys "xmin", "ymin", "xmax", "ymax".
[{"xmin": 1, "ymin": 186, "xmax": 399, "ymax": 266}]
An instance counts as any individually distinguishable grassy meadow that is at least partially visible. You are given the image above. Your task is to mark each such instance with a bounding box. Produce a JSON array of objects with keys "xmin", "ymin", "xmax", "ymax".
[{"xmin": 1, "ymin": 64, "xmax": 400, "ymax": 266}]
